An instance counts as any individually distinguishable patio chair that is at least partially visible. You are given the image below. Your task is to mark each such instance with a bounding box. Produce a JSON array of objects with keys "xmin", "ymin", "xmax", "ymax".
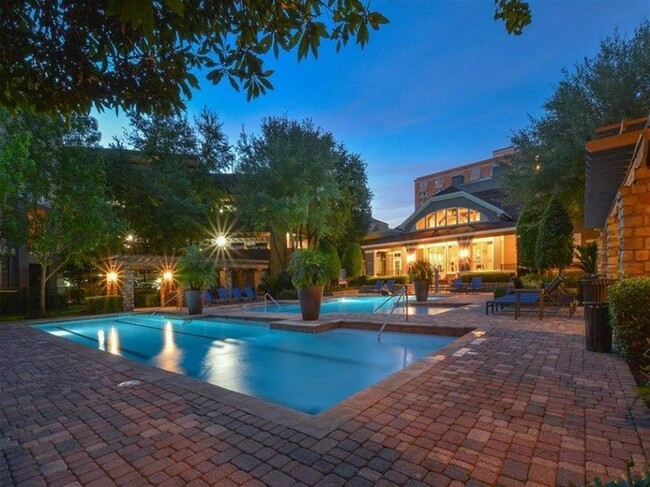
[
  {"xmin": 386, "ymin": 279, "xmax": 396, "ymax": 293},
  {"xmin": 231, "ymin": 287, "xmax": 244, "ymax": 301},
  {"xmin": 468, "ymin": 276, "xmax": 483, "ymax": 293},
  {"xmin": 543, "ymin": 276, "xmax": 577, "ymax": 316},
  {"xmin": 244, "ymin": 286, "xmax": 258, "ymax": 301},
  {"xmin": 371, "ymin": 280, "xmax": 384, "ymax": 293},
  {"xmin": 450, "ymin": 277, "xmax": 464, "ymax": 293}
]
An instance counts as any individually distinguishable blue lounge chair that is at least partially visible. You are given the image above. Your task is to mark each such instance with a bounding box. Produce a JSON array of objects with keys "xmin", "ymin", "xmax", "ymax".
[
  {"xmin": 231, "ymin": 287, "xmax": 244, "ymax": 301},
  {"xmin": 485, "ymin": 292, "xmax": 539, "ymax": 314},
  {"xmin": 450, "ymin": 277, "xmax": 464, "ymax": 293},
  {"xmin": 371, "ymin": 280, "xmax": 384, "ymax": 293},
  {"xmin": 244, "ymin": 286, "xmax": 258, "ymax": 301},
  {"xmin": 468, "ymin": 276, "xmax": 483, "ymax": 293},
  {"xmin": 386, "ymin": 280, "xmax": 395, "ymax": 293},
  {"xmin": 203, "ymin": 289, "xmax": 214, "ymax": 304},
  {"xmin": 216, "ymin": 288, "xmax": 230, "ymax": 303}
]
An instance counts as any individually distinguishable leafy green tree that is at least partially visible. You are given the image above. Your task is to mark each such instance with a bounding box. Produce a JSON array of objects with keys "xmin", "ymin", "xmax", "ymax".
[
  {"xmin": 535, "ymin": 194, "xmax": 573, "ymax": 272},
  {"xmin": 328, "ymin": 147, "xmax": 373, "ymax": 251},
  {"xmin": 0, "ymin": 109, "xmax": 35, "ymax": 250},
  {"xmin": 0, "ymin": 1, "xmax": 532, "ymax": 115},
  {"xmin": 1, "ymin": 111, "xmax": 124, "ymax": 315},
  {"xmin": 515, "ymin": 195, "xmax": 547, "ymax": 271},
  {"xmin": 341, "ymin": 243, "xmax": 364, "ymax": 278},
  {"xmin": 319, "ymin": 241, "xmax": 341, "ymax": 282},
  {"xmin": 106, "ymin": 110, "xmax": 232, "ymax": 254},
  {"xmin": 503, "ymin": 20, "xmax": 650, "ymax": 219},
  {"xmin": 236, "ymin": 117, "xmax": 340, "ymax": 266}
]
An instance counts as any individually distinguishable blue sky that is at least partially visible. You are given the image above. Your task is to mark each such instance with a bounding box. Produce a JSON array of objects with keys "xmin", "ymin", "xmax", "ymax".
[{"xmin": 94, "ymin": 0, "xmax": 649, "ymax": 227}]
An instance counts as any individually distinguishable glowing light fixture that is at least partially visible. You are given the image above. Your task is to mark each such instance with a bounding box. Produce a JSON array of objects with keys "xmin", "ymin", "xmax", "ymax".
[
  {"xmin": 163, "ymin": 270, "xmax": 173, "ymax": 281},
  {"xmin": 214, "ymin": 235, "xmax": 228, "ymax": 248},
  {"xmin": 534, "ymin": 155, "xmax": 541, "ymax": 172},
  {"xmin": 106, "ymin": 271, "xmax": 119, "ymax": 283},
  {"xmin": 459, "ymin": 249, "xmax": 470, "ymax": 259},
  {"xmin": 406, "ymin": 253, "xmax": 416, "ymax": 263}
]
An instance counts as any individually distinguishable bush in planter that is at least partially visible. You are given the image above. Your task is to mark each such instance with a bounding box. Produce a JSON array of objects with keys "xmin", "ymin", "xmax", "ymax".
[
  {"xmin": 288, "ymin": 248, "xmax": 329, "ymax": 289},
  {"xmin": 176, "ymin": 245, "xmax": 216, "ymax": 314},
  {"xmin": 408, "ymin": 260, "xmax": 433, "ymax": 301},
  {"xmin": 608, "ymin": 277, "xmax": 650, "ymax": 369},
  {"xmin": 575, "ymin": 241, "xmax": 598, "ymax": 274}
]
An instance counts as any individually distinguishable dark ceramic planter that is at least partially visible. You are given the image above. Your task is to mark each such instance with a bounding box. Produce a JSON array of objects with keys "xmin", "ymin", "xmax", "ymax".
[
  {"xmin": 298, "ymin": 286, "xmax": 324, "ymax": 321},
  {"xmin": 185, "ymin": 289, "xmax": 203, "ymax": 315},
  {"xmin": 413, "ymin": 280, "xmax": 429, "ymax": 302}
]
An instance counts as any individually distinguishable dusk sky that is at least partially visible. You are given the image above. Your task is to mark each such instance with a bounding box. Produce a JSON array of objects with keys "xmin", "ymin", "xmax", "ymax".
[{"xmin": 94, "ymin": 1, "xmax": 649, "ymax": 228}]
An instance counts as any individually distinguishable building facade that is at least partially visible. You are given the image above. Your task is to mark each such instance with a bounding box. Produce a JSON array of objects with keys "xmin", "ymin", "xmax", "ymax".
[{"xmin": 363, "ymin": 149, "xmax": 519, "ymax": 279}]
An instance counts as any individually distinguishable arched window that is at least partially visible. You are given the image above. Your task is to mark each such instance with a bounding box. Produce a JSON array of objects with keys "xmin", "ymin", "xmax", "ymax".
[{"xmin": 416, "ymin": 207, "xmax": 483, "ymax": 230}]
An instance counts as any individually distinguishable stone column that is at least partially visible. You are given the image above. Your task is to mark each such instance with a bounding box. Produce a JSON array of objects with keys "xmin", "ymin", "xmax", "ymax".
[
  {"xmin": 621, "ymin": 165, "xmax": 650, "ymax": 276},
  {"xmin": 123, "ymin": 269, "xmax": 134, "ymax": 311}
]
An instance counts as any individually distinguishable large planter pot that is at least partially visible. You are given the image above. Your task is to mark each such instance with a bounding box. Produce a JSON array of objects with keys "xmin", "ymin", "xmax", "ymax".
[
  {"xmin": 298, "ymin": 286, "xmax": 324, "ymax": 321},
  {"xmin": 413, "ymin": 280, "xmax": 429, "ymax": 302},
  {"xmin": 185, "ymin": 289, "xmax": 203, "ymax": 315}
]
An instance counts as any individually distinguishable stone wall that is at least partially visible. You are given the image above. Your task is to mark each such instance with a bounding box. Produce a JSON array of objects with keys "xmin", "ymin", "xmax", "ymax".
[{"xmin": 601, "ymin": 161, "xmax": 650, "ymax": 278}]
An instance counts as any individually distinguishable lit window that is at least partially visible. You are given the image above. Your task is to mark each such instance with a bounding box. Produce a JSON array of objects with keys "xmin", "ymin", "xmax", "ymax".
[
  {"xmin": 458, "ymin": 208, "xmax": 469, "ymax": 224},
  {"xmin": 469, "ymin": 209, "xmax": 481, "ymax": 222},
  {"xmin": 447, "ymin": 208, "xmax": 458, "ymax": 225}
]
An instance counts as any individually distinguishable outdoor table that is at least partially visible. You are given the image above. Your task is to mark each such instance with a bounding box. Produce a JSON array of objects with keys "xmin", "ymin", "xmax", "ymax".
[{"xmin": 513, "ymin": 288, "xmax": 544, "ymax": 320}]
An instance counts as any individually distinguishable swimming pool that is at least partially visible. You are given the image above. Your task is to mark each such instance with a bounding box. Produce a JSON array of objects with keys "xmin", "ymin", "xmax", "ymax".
[
  {"xmin": 35, "ymin": 316, "xmax": 453, "ymax": 414},
  {"xmin": 248, "ymin": 296, "xmax": 447, "ymax": 316}
]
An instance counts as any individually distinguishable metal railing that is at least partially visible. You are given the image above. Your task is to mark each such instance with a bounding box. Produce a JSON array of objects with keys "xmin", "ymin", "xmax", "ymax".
[
  {"xmin": 150, "ymin": 293, "xmax": 181, "ymax": 317},
  {"xmin": 263, "ymin": 292, "xmax": 281, "ymax": 310},
  {"xmin": 377, "ymin": 286, "xmax": 408, "ymax": 341}
]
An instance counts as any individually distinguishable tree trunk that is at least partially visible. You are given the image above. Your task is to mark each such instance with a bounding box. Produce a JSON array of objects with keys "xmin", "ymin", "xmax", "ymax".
[{"xmin": 40, "ymin": 263, "xmax": 47, "ymax": 316}]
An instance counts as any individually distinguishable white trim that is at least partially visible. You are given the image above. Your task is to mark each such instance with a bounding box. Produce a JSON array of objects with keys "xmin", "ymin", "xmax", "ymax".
[
  {"xmin": 361, "ymin": 227, "xmax": 516, "ymax": 250},
  {"xmin": 399, "ymin": 191, "xmax": 511, "ymax": 231}
]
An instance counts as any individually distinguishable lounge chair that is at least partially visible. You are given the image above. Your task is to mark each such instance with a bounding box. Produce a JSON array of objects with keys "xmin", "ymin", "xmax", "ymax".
[
  {"xmin": 216, "ymin": 288, "xmax": 230, "ymax": 303},
  {"xmin": 468, "ymin": 276, "xmax": 483, "ymax": 293},
  {"xmin": 371, "ymin": 280, "xmax": 384, "ymax": 293},
  {"xmin": 203, "ymin": 289, "xmax": 215, "ymax": 305},
  {"xmin": 231, "ymin": 287, "xmax": 244, "ymax": 301},
  {"xmin": 244, "ymin": 286, "xmax": 258, "ymax": 301},
  {"xmin": 485, "ymin": 291, "xmax": 539, "ymax": 314},
  {"xmin": 450, "ymin": 277, "xmax": 464, "ymax": 293},
  {"xmin": 386, "ymin": 280, "xmax": 395, "ymax": 293}
]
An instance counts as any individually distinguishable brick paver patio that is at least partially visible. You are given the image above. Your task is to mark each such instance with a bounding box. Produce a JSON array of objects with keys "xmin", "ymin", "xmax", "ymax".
[{"xmin": 1, "ymin": 296, "xmax": 648, "ymax": 486}]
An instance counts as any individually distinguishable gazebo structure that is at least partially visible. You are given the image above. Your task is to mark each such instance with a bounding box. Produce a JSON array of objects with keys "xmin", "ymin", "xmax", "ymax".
[{"xmin": 105, "ymin": 252, "xmax": 269, "ymax": 311}]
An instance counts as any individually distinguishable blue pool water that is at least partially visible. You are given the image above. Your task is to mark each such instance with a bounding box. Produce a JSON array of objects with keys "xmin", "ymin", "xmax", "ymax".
[
  {"xmin": 35, "ymin": 316, "xmax": 453, "ymax": 414},
  {"xmin": 248, "ymin": 296, "xmax": 446, "ymax": 316}
]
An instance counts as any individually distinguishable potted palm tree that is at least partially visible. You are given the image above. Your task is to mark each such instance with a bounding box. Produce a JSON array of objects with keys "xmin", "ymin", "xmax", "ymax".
[
  {"xmin": 288, "ymin": 248, "xmax": 329, "ymax": 320},
  {"xmin": 408, "ymin": 259, "xmax": 434, "ymax": 302},
  {"xmin": 176, "ymin": 244, "xmax": 216, "ymax": 315},
  {"xmin": 575, "ymin": 241, "xmax": 598, "ymax": 303}
]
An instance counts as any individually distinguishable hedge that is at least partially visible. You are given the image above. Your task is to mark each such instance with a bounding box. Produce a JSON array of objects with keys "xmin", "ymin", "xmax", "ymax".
[
  {"xmin": 277, "ymin": 289, "xmax": 299, "ymax": 300},
  {"xmin": 608, "ymin": 277, "xmax": 650, "ymax": 369},
  {"xmin": 134, "ymin": 292, "xmax": 160, "ymax": 308},
  {"xmin": 368, "ymin": 275, "xmax": 408, "ymax": 285},
  {"xmin": 459, "ymin": 271, "xmax": 512, "ymax": 283},
  {"xmin": 86, "ymin": 295, "xmax": 124, "ymax": 315}
]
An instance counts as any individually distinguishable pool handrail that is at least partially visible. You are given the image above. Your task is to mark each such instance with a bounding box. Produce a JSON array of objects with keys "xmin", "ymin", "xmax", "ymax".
[
  {"xmin": 377, "ymin": 286, "xmax": 408, "ymax": 341},
  {"xmin": 150, "ymin": 293, "xmax": 181, "ymax": 316},
  {"xmin": 263, "ymin": 293, "xmax": 281, "ymax": 309},
  {"xmin": 373, "ymin": 285, "xmax": 405, "ymax": 312}
]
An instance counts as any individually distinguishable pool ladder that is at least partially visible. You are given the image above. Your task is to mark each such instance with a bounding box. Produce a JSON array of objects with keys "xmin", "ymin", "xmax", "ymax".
[
  {"xmin": 150, "ymin": 293, "xmax": 182, "ymax": 317},
  {"xmin": 377, "ymin": 286, "xmax": 408, "ymax": 341}
]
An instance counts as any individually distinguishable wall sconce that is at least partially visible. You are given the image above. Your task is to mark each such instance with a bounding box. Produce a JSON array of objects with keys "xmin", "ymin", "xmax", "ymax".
[
  {"xmin": 163, "ymin": 271, "xmax": 173, "ymax": 281},
  {"xmin": 406, "ymin": 253, "xmax": 416, "ymax": 263},
  {"xmin": 459, "ymin": 249, "xmax": 470, "ymax": 259}
]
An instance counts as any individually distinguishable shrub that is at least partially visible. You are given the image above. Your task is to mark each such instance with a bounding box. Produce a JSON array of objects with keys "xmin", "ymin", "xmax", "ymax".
[
  {"xmin": 319, "ymin": 241, "xmax": 341, "ymax": 282},
  {"xmin": 535, "ymin": 194, "xmax": 573, "ymax": 272},
  {"xmin": 583, "ymin": 461, "xmax": 649, "ymax": 486},
  {"xmin": 341, "ymin": 243, "xmax": 364, "ymax": 278},
  {"xmin": 277, "ymin": 289, "xmax": 299, "ymax": 300},
  {"xmin": 68, "ymin": 287, "xmax": 86, "ymax": 304},
  {"xmin": 575, "ymin": 241, "xmax": 599, "ymax": 274},
  {"xmin": 608, "ymin": 277, "xmax": 650, "ymax": 369},
  {"xmin": 494, "ymin": 285, "xmax": 507, "ymax": 299},
  {"xmin": 348, "ymin": 274, "xmax": 369, "ymax": 287},
  {"xmin": 368, "ymin": 275, "xmax": 407, "ymax": 285},
  {"xmin": 86, "ymin": 295, "xmax": 124, "ymax": 314},
  {"xmin": 459, "ymin": 271, "xmax": 512, "ymax": 283},
  {"xmin": 176, "ymin": 244, "xmax": 216, "ymax": 290},
  {"xmin": 135, "ymin": 292, "xmax": 160, "ymax": 308},
  {"xmin": 259, "ymin": 270, "xmax": 293, "ymax": 296},
  {"xmin": 516, "ymin": 194, "xmax": 547, "ymax": 271}
]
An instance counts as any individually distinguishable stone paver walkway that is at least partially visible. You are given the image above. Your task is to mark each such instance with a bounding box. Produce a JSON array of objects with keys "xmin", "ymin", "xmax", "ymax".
[{"xmin": 1, "ymin": 296, "xmax": 648, "ymax": 486}]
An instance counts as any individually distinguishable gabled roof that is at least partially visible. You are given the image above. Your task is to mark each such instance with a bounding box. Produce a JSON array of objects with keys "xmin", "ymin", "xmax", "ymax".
[{"xmin": 398, "ymin": 187, "xmax": 512, "ymax": 231}]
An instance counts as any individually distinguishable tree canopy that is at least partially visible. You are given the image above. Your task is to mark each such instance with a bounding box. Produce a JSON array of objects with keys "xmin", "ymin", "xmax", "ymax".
[
  {"xmin": 105, "ymin": 109, "xmax": 233, "ymax": 254},
  {"xmin": 0, "ymin": 111, "xmax": 123, "ymax": 314},
  {"xmin": 0, "ymin": 0, "xmax": 531, "ymax": 115},
  {"xmin": 515, "ymin": 194, "xmax": 547, "ymax": 272},
  {"xmin": 503, "ymin": 20, "xmax": 650, "ymax": 220}
]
